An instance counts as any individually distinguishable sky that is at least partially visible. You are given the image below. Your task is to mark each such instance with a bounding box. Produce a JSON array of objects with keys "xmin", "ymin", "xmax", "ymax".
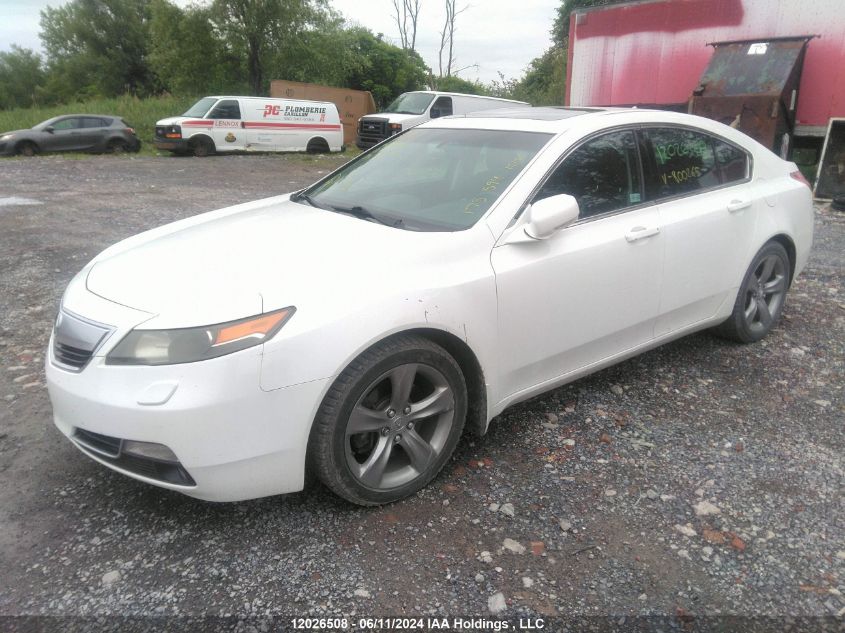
[{"xmin": 0, "ymin": 0, "xmax": 558, "ymax": 83}]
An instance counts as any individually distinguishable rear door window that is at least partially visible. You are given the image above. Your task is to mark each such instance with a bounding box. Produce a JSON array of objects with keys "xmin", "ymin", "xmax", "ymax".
[
  {"xmin": 645, "ymin": 128, "xmax": 720, "ymax": 198},
  {"xmin": 82, "ymin": 117, "xmax": 108, "ymax": 128}
]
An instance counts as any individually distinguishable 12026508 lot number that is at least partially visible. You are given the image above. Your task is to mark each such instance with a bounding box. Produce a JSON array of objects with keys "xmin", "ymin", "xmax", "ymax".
[{"xmin": 291, "ymin": 617, "xmax": 349, "ymax": 630}]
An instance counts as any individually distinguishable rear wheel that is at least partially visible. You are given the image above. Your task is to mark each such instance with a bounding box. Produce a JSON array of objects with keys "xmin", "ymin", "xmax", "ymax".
[
  {"xmin": 306, "ymin": 138, "xmax": 330, "ymax": 154},
  {"xmin": 191, "ymin": 137, "xmax": 215, "ymax": 157},
  {"xmin": 716, "ymin": 241, "xmax": 790, "ymax": 343},
  {"xmin": 309, "ymin": 335, "xmax": 467, "ymax": 505},
  {"xmin": 15, "ymin": 141, "xmax": 38, "ymax": 157},
  {"xmin": 106, "ymin": 138, "xmax": 128, "ymax": 154}
]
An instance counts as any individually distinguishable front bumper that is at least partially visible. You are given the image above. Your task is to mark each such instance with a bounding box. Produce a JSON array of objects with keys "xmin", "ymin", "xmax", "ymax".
[
  {"xmin": 154, "ymin": 136, "xmax": 190, "ymax": 153},
  {"xmin": 47, "ymin": 342, "xmax": 330, "ymax": 502}
]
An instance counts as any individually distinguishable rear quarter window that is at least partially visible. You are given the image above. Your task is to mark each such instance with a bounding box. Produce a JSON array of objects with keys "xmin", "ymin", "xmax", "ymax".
[{"xmin": 714, "ymin": 140, "xmax": 749, "ymax": 183}]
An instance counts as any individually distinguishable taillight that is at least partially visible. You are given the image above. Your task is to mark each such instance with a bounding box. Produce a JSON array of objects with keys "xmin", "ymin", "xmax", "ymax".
[
  {"xmin": 125, "ymin": 127, "xmax": 136, "ymax": 135},
  {"xmin": 790, "ymin": 170, "xmax": 811, "ymax": 189}
]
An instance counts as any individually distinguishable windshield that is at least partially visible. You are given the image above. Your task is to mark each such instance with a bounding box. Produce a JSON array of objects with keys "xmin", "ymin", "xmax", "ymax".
[
  {"xmin": 301, "ymin": 128, "xmax": 552, "ymax": 231},
  {"xmin": 384, "ymin": 93, "xmax": 436, "ymax": 115},
  {"xmin": 182, "ymin": 97, "xmax": 217, "ymax": 118}
]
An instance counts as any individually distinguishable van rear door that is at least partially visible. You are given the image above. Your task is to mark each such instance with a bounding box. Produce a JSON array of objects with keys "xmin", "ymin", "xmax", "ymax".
[{"xmin": 207, "ymin": 99, "xmax": 245, "ymax": 151}]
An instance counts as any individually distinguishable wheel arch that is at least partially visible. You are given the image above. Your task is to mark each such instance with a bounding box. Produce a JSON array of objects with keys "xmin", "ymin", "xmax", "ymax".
[
  {"xmin": 15, "ymin": 139, "xmax": 39, "ymax": 153},
  {"xmin": 188, "ymin": 133, "xmax": 214, "ymax": 148},
  {"xmin": 307, "ymin": 326, "xmax": 489, "ymax": 449},
  {"xmin": 306, "ymin": 136, "xmax": 329, "ymax": 153},
  {"xmin": 400, "ymin": 327, "xmax": 488, "ymax": 438},
  {"xmin": 768, "ymin": 233, "xmax": 796, "ymax": 286}
]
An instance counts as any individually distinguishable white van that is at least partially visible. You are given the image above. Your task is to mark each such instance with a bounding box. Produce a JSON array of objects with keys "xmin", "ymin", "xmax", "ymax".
[
  {"xmin": 155, "ymin": 96, "xmax": 344, "ymax": 156},
  {"xmin": 356, "ymin": 91, "xmax": 528, "ymax": 149}
]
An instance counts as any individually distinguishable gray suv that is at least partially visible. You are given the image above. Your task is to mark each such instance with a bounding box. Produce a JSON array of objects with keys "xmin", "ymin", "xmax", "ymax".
[{"xmin": 0, "ymin": 114, "xmax": 142, "ymax": 156}]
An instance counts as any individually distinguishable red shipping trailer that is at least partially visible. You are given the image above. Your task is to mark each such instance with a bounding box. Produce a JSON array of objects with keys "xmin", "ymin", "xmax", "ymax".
[{"xmin": 566, "ymin": 0, "xmax": 845, "ymax": 160}]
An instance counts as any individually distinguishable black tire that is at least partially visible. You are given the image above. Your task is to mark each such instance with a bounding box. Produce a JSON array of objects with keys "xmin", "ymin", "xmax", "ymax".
[
  {"xmin": 716, "ymin": 241, "xmax": 791, "ymax": 343},
  {"xmin": 309, "ymin": 334, "xmax": 467, "ymax": 505},
  {"xmin": 106, "ymin": 138, "xmax": 128, "ymax": 154},
  {"xmin": 191, "ymin": 137, "xmax": 215, "ymax": 157},
  {"xmin": 306, "ymin": 138, "xmax": 330, "ymax": 154},
  {"xmin": 15, "ymin": 141, "xmax": 38, "ymax": 157}
]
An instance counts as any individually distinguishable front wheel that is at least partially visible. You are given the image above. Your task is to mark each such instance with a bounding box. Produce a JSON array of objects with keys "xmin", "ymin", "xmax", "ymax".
[
  {"xmin": 191, "ymin": 137, "xmax": 215, "ymax": 157},
  {"xmin": 15, "ymin": 141, "xmax": 38, "ymax": 157},
  {"xmin": 716, "ymin": 241, "xmax": 791, "ymax": 343},
  {"xmin": 309, "ymin": 335, "xmax": 467, "ymax": 505}
]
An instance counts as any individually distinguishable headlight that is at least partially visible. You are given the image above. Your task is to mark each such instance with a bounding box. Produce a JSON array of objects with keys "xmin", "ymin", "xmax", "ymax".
[
  {"xmin": 106, "ymin": 307, "xmax": 295, "ymax": 366},
  {"xmin": 0, "ymin": 134, "xmax": 12, "ymax": 141}
]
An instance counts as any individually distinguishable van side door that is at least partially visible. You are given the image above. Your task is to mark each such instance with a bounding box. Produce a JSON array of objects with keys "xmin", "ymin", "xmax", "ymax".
[
  {"xmin": 244, "ymin": 100, "xmax": 280, "ymax": 151},
  {"xmin": 207, "ymin": 99, "xmax": 245, "ymax": 152}
]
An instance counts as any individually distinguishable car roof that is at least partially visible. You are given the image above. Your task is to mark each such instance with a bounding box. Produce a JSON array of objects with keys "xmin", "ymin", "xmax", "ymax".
[
  {"xmin": 426, "ymin": 107, "xmax": 763, "ymax": 147},
  {"xmin": 463, "ymin": 106, "xmax": 606, "ymax": 120}
]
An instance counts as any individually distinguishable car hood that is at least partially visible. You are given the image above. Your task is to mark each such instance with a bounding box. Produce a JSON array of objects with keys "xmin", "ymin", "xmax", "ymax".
[
  {"xmin": 85, "ymin": 195, "xmax": 477, "ymax": 329},
  {"xmin": 156, "ymin": 116, "xmax": 192, "ymax": 126},
  {"xmin": 1, "ymin": 129, "xmax": 29, "ymax": 137}
]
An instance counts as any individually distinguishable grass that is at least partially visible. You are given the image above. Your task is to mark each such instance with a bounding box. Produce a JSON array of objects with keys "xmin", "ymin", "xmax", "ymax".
[{"xmin": 0, "ymin": 94, "xmax": 199, "ymax": 155}]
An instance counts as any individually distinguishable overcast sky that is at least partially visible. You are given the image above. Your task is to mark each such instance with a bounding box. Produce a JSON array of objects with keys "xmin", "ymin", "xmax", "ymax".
[{"xmin": 0, "ymin": 0, "xmax": 557, "ymax": 83}]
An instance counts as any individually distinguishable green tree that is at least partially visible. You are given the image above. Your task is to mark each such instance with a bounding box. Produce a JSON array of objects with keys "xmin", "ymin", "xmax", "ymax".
[
  {"xmin": 210, "ymin": 0, "xmax": 329, "ymax": 95},
  {"xmin": 340, "ymin": 29, "xmax": 428, "ymax": 108},
  {"xmin": 493, "ymin": 0, "xmax": 625, "ymax": 105},
  {"xmin": 149, "ymin": 0, "xmax": 241, "ymax": 95},
  {"xmin": 0, "ymin": 46, "xmax": 46, "ymax": 109},
  {"xmin": 40, "ymin": 0, "xmax": 157, "ymax": 101},
  {"xmin": 432, "ymin": 75, "xmax": 487, "ymax": 95}
]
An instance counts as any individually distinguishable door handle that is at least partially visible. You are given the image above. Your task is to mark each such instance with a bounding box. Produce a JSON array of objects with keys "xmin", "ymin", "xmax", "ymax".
[
  {"xmin": 625, "ymin": 226, "xmax": 660, "ymax": 242},
  {"xmin": 727, "ymin": 199, "xmax": 751, "ymax": 213}
]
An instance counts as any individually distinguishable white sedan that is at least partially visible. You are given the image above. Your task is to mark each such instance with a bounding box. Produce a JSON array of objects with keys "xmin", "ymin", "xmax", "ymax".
[{"xmin": 46, "ymin": 108, "xmax": 814, "ymax": 505}]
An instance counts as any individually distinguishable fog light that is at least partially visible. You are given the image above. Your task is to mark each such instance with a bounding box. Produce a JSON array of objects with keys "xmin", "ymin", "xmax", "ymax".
[{"xmin": 122, "ymin": 440, "xmax": 178, "ymax": 462}]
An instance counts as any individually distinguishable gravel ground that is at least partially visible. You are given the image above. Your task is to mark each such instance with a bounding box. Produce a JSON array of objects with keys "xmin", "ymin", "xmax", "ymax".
[{"xmin": 0, "ymin": 155, "xmax": 843, "ymax": 631}]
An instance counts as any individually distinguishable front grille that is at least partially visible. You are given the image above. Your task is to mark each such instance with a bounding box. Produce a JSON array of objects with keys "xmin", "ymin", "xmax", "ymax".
[
  {"xmin": 51, "ymin": 309, "xmax": 114, "ymax": 372},
  {"xmin": 54, "ymin": 342, "xmax": 93, "ymax": 369},
  {"xmin": 357, "ymin": 118, "xmax": 389, "ymax": 147},
  {"xmin": 72, "ymin": 429, "xmax": 196, "ymax": 487}
]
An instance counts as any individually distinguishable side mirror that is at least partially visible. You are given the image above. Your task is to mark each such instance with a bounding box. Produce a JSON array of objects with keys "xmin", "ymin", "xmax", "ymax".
[
  {"xmin": 524, "ymin": 194, "xmax": 580, "ymax": 239},
  {"xmin": 45, "ymin": 126, "xmax": 54, "ymax": 133},
  {"xmin": 430, "ymin": 109, "xmax": 441, "ymax": 119}
]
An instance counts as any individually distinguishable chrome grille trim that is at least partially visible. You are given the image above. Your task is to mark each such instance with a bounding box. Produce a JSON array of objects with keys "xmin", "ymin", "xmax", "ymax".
[{"xmin": 52, "ymin": 309, "xmax": 115, "ymax": 372}]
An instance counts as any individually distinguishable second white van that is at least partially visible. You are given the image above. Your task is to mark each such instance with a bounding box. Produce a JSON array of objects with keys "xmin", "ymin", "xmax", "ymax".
[
  {"xmin": 356, "ymin": 91, "xmax": 527, "ymax": 149},
  {"xmin": 155, "ymin": 96, "xmax": 344, "ymax": 156}
]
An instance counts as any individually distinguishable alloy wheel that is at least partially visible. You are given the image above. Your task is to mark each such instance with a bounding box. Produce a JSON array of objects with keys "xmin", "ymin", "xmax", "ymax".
[
  {"xmin": 743, "ymin": 253, "xmax": 787, "ymax": 336},
  {"xmin": 344, "ymin": 363, "xmax": 456, "ymax": 490}
]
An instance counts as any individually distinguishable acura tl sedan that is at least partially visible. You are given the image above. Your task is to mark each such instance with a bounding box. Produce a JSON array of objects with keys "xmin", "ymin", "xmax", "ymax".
[
  {"xmin": 46, "ymin": 108, "xmax": 813, "ymax": 505},
  {"xmin": 0, "ymin": 114, "xmax": 141, "ymax": 156}
]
